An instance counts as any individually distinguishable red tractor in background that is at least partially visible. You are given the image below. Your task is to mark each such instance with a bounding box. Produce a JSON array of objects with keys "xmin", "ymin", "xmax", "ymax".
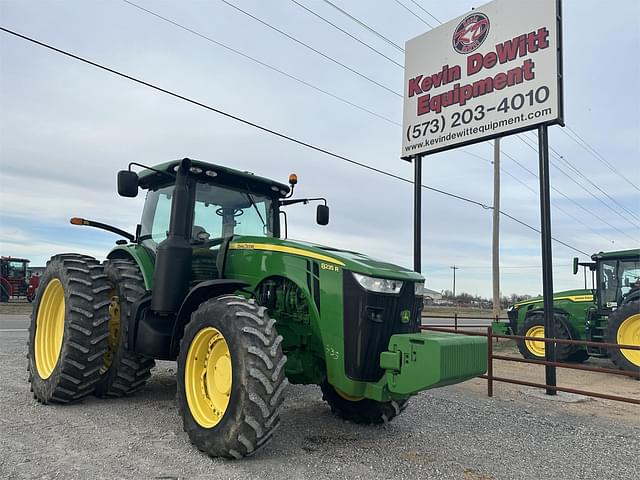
[{"xmin": 0, "ymin": 257, "xmax": 39, "ymax": 302}]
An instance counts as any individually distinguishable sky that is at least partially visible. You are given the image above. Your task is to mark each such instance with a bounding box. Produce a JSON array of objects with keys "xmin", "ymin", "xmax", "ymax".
[{"xmin": 0, "ymin": 0, "xmax": 638, "ymax": 298}]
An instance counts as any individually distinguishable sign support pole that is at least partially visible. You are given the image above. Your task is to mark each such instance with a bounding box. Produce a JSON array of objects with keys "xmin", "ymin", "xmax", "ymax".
[
  {"xmin": 492, "ymin": 138, "xmax": 501, "ymax": 318},
  {"xmin": 537, "ymin": 124, "xmax": 557, "ymax": 395},
  {"xmin": 413, "ymin": 155, "xmax": 422, "ymax": 273}
]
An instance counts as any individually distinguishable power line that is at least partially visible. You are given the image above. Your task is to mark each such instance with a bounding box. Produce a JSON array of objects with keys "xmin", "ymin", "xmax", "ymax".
[
  {"xmin": 289, "ymin": 0, "xmax": 403, "ymax": 68},
  {"xmin": 472, "ymin": 153, "xmax": 617, "ymax": 245},
  {"xmin": 120, "ymin": 0, "xmax": 398, "ymax": 126},
  {"xmin": 408, "ymin": 0, "xmax": 442, "ymax": 24},
  {"xmin": 392, "ymin": 0, "xmax": 435, "ymax": 28},
  {"xmin": 503, "ymin": 169, "xmax": 615, "ymax": 245},
  {"xmin": 0, "ymin": 25, "xmax": 589, "ymax": 257},
  {"xmin": 529, "ymin": 131, "xmax": 640, "ymax": 224},
  {"xmin": 517, "ymin": 134, "xmax": 640, "ymax": 233},
  {"xmin": 498, "ymin": 144, "xmax": 637, "ymax": 243},
  {"xmin": 217, "ymin": 0, "xmax": 401, "ymax": 97},
  {"xmin": 563, "ymin": 125, "xmax": 639, "ymax": 193},
  {"xmin": 321, "ymin": 0, "xmax": 404, "ymax": 52}
]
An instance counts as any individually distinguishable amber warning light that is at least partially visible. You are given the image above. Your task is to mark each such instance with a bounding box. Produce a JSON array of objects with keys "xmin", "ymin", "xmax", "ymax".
[
  {"xmin": 288, "ymin": 173, "xmax": 298, "ymax": 185},
  {"xmin": 70, "ymin": 217, "xmax": 87, "ymax": 225}
]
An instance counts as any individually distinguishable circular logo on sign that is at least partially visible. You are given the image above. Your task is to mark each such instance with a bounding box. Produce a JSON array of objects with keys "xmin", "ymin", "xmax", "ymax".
[{"xmin": 452, "ymin": 12, "xmax": 490, "ymax": 54}]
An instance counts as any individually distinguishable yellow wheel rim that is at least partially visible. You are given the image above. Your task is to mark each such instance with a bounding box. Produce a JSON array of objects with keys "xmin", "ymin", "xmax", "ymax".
[
  {"xmin": 335, "ymin": 388, "xmax": 364, "ymax": 402},
  {"xmin": 34, "ymin": 279, "xmax": 65, "ymax": 379},
  {"xmin": 185, "ymin": 327, "xmax": 232, "ymax": 428},
  {"xmin": 101, "ymin": 292, "xmax": 121, "ymax": 374},
  {"xmin": 524, "ymin": 325, "xmax": 546, "ymax": 357},
  {"xmin": 617, "ymin": 313, "xmax": 640, "ymax": 367}
]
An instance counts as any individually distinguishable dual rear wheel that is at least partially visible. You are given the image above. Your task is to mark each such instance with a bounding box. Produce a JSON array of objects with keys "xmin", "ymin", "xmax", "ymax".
[{"xmin": 28, "ymin": 255, "xmax": 154, "ymax": 403}]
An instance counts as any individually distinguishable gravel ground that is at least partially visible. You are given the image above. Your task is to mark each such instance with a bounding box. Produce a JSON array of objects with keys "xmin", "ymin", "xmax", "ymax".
[{"xmin": 1, "ymin": 330, "xmax": 638, "ymax": 480}]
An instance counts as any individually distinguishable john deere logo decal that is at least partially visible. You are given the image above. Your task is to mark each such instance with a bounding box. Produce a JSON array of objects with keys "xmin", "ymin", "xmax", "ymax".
[
  {"xmin": 400, "ymin": 310, "xmax": 411, "ymax": 324},
  {"xmin": 453, "ymin": 12, "xmax": 490, "ymax": 54}
]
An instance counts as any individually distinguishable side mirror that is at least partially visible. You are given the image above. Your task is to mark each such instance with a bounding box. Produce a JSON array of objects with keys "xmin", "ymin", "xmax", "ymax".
[
  {"xmin": 572, "ymin": 257, "xmax": 579, "ymax": 275},
  {"xmin": 316, "ymin": 205, "xmax": 329, "ymax": 226},
  {"xmin": 118, "ymin": 170, "xmax": 139, "ymax": 197}
]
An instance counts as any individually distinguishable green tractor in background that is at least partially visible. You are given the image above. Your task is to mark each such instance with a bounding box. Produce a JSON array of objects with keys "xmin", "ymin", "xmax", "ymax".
[
  {"xmin": 505, "ymin": 249, "xmax": 640, "ymax": 372},
  {"xmin": 28, "ymin": 158, "xmax": 487, "ymax": 458}
]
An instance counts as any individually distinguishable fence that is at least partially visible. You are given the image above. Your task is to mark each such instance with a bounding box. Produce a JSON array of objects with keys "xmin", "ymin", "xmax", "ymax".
[
  {"xmin": 420, "ymin": 316, "xmax": 640, "ymax": 405},
  {"xmin": 420, "ymin": 313, "xmax": 504, "ymax": 332}
]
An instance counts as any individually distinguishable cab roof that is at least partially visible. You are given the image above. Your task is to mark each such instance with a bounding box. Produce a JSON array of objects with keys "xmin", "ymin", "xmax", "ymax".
[
  {"xmin": 592, "ymin": 249, "xmax": 640, "ymax": 261},
  {"xmin": 137, "ymin": 159, "xmax": 291, "ymax": 197}
]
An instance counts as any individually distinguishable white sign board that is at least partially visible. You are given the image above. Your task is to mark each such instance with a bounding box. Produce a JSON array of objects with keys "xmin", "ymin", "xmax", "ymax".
[{"xmin": 401, "ymin": 0, "xmax": 563, "ymax": 158}]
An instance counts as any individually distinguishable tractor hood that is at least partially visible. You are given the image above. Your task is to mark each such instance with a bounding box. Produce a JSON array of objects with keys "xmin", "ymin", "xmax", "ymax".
[
  {"xmin": 512, "ymin": 288, "xmax": 594, "ymax": 308},
  {"xmin": 229, "ymin": 236, "xmax": 423, "ymax": 282}
]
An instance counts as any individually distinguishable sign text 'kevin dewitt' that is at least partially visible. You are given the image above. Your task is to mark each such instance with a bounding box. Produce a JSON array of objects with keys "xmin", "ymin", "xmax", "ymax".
[{"xmin": 408, "ymin": 27, "xmax": 549, "ymax": 116}]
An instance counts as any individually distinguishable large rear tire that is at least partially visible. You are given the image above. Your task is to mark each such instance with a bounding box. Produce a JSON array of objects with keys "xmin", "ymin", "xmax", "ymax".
[
  {"xmin": 607, "ymin": 300, "xmax": 640, "ymax": 373},
  {"xmin": 177, "ymin": 295, "xmax": 287, "ymax": 458},
  {"xmin": 28, "ymin": 254, "xmax": 111, "ymax": 403},
  {"xmin": 94, "ymin": 258, "xmax": 155, "ymax": 398},
  {"xmin": 320, "ymin": 381, "xmax": 408, "ymax": 424}
]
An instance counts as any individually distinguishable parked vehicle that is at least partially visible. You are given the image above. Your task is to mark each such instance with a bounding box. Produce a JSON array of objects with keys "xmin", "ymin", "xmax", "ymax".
[
  {"xmin": 28, "ymin": 158, "xmax": 487, "ymax": 458},
  {"xmin": 504, "ymin": 249, "xmax": 640, "ymax": 372}
]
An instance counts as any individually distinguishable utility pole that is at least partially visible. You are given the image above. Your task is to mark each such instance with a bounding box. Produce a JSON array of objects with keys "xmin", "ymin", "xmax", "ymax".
[
  {"xmin": 451, "ymin": 266, "xmax": 459, "ymax": 299},
  {"xmin": 492, "ymin": 138, "xmax": 501, "ymax": 318}
]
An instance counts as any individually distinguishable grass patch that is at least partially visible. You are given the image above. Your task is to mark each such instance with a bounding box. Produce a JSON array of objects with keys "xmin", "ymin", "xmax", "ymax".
[{"xmin": 0, "ymin": 302, "xmax": 33, "ymax": 315}]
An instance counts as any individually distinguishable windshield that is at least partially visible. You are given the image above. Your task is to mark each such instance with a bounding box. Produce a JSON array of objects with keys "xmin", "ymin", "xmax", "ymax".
[
  {"xmin": 599, "ymin": 258, "xmax": 640, "ymax": 308},
  {"xmin": 5, "ymin": 261, "xmax": 26, "ymax": 278},
  {"xmin": 140, "ymin": 182, "xmax": 275, "ymax": 251}
]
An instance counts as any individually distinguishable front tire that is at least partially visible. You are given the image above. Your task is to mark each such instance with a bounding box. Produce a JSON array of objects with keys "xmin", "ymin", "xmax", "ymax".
[
  {"xmin": 320, "ymin": 381, "xmax": 408, "ymax": 424},
  {"xmin": 516, "ymin": 313, "xmax": 584, "ymax": 362},
  {"xmin": 608, "ymin": 300, "xmax": 640, "ymax": 372},
  {"xmin": 177, "ymin": 295, "xmax": 287, "ymax": 458},
  {"xmin": 28, "ymin": 254, "xmax": 111, "ymax": 403}
]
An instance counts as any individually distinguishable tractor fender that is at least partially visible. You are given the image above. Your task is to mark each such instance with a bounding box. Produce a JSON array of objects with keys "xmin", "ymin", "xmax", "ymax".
[{"xmin": 170, "ymin": 279, "xmax": 249, "ymax": 357}]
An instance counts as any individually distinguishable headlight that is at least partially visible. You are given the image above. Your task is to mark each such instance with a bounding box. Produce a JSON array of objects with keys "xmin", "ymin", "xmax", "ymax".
[
  {"xmin": 507, "ymin": 305, "xmax": 514, "ymax": 312},
  {"xmin": 415, "ymin": 281, "xmax": 426, "ymax": 297},
  {"xmin": 352, "ymin": 272, "xmax": 403, "ymax": 294}
]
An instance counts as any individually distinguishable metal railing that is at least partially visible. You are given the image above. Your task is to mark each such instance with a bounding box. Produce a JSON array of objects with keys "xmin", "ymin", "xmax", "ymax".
[
  {"xmin": 420, "ymin": 323, "xmax": 640, "ymax": 405},
  {"xmin": 421, "ymin": 312, "xmax": 506, "ymax": 332}
]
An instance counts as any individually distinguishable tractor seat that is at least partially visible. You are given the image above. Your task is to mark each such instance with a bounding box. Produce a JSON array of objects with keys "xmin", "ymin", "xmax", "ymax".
[{"xmin": 191, "ymin": 225, "xmax": 219, "ymax": 281}]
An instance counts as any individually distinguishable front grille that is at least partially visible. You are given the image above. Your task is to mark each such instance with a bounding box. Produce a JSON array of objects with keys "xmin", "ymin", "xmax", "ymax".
[{"xmin": 342, "ymin": 271, "xmax": 422, "ymax": 382}]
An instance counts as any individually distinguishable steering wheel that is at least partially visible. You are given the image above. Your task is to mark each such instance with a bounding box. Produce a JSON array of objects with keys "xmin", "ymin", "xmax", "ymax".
[{"xmin": 216, "ymin": 207, "xmax": 244, "ymax": 217}]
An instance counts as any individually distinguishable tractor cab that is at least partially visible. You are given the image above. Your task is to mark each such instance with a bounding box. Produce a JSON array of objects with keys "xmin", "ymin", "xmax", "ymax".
[
  {"xmin": 136, "ymin": 161, "xmax": 286, "ymax": 282},
  {"xmin": 125, "ymin": 159, "xmax": 329, "ymax": 284},
  {"xmin": 588, "ymin": 249, "xmax": 640, "ymax": 313},
  {"xmin": 0, "ymin": 256, "xmax": 30, "ymax": 302}
]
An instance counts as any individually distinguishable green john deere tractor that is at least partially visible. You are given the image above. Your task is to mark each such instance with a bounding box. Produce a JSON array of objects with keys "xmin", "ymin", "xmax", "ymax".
[
  {"xmin": 28, "ymin": 158, "xmax": 487, "ymax": 458},
  {"xmin": 505, "ymin": 249, "xmax": 640, "ymax": 372}
]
